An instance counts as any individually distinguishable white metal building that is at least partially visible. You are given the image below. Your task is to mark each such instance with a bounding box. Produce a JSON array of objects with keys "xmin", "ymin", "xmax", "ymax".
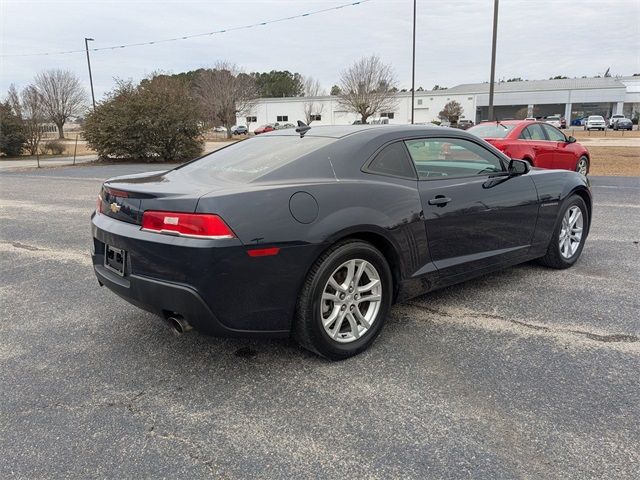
[{"xmin": 238, "ymin": 77, "xmax": 639, "ymax": 129}]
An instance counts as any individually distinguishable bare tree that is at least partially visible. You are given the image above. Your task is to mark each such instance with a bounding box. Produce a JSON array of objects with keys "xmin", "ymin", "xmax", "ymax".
[
  {"xmin": 12, "ymin": 85, "xmax": 46, "ymax": 155},
  {"xmin": 7, "ymin": 84, "xmax": 22, "ymax": 118},
  {"xmin": 302, "ymin": 76, "xmax": 325, "ymax": 125},
  {"xmin": 195, "ymin": 62, "xmax": 259, "ymax": 139},
  {"xmin": 337, "ymin": 55, "xmax": 398, "ymax": 124},
  {"xmin": 34, "ymin": 69, "xmax": 87, "ymax": 139},
  {"xmin": 438, "ymin": 100, "xmax": 464, "ymax": 123}
]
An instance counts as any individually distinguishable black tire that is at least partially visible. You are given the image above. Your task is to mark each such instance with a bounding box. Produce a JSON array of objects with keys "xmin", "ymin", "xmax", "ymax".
[
  {"xmin": 294, "ymin": 240, "xmax": 393, "ymax": 360},
  {"xmin": 537, "ymin": 194, "xmax": 589, "ymax": 269},
  {"xmin": 575, "ymin": 156, "xmax": 589, "ymax": 175}
]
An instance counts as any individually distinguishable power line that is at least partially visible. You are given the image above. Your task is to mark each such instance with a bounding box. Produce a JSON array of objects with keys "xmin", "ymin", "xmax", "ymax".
[{"xmin": 1, "ymin": 0, "xmax": 371, "ymax": 58}]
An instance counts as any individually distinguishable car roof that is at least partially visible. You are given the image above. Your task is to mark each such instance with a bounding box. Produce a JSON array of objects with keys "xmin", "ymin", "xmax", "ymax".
[
  {"xmin": 474, "ymin": 120, "xmax": 529, "ymax": 126},
  {"xmin": 262, "ymin": 124, "xmax": 444, "ymax": 139}
]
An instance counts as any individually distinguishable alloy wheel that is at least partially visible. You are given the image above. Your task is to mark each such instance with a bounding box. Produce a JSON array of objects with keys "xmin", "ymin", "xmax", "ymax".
[
  {"xmin": 320, "ymin": 259, "xmax": 382, "ymax": 343},
  {"xmin": 576, "ymin": 158, "xmax": 588, "ymax": 175},
  {"xmin": 559, "ymin": 206, "xmax": 583, "ymax": 259}
]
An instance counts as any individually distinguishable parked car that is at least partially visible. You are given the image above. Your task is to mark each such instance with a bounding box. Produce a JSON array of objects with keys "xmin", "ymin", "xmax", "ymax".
[
  {"xmin": 232, "ymin": 125, "xmax": 248, "ymax": 135},
  {"xmin": 92, "ymin": 124, "xmax": 591, "ymax": 359},
  {"xmin": 612, "ymin": 118, "xmax": 633, "ymax": 131},
  {"xmin": 584, "ymin": 115, "xmax": 606, "ymax": 131},
  {"xmin": 609, "ymin": 114, "xmax": 625, "ymax": 128},
  {"xmin": 571, "ymin": 117, "xmax": 586, "ymax": 126},
  {"xmin": 457, "ymin": 119, "xmax": 475, "ymax": 130},
  {"xmin": 468, "ymin": 120, "xmax": 590, "ymax": 175},
  {"xmin": 254, "ymin": 124, "xmax": 275, "ymax": 135},
  {"xmin": 276, "ymin": 123, "xmax": 295, "ymax": 130},
  {"xmin": 544, "ymin": 116, "xmax": 562, "ymax": 129},
  {"xmin": 213, "ymin": 126, "xmax": 227, "ymax": 133}
]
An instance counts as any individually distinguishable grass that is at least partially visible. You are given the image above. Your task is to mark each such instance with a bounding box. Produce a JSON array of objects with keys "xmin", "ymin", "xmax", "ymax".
[{"xmin": 587, "ymin": 146, "xmax": 640, "ymax": 176}]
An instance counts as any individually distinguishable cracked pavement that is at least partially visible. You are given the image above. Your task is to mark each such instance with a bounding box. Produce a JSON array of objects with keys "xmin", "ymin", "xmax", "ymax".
[{"xmin": 0, "ymin": 165, "xmax": 639, "ymax": 479}]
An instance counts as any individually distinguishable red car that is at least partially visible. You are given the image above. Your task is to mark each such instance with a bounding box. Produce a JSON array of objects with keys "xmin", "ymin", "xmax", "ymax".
[
  {"xmin": 468, "ymin": 120, "xmax": 590, "ymax": 175},
  {"xmin": 254, "ymin": 124, "xmax": 275, "ymax": 135}
]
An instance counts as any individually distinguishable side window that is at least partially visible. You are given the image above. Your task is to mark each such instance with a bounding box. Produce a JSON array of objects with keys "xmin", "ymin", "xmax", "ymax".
[
  {"xmin": 541, "ymin": 124, "xmax": 566, "ymax": 141},
  {"xmin": 522, "ymin": 124, "xmax": 546, "ymax": 140},
  {"xmin": 405, "ymin": 137, "xmax": 504, "ymax": 179},
  {"xmin": 367, "ymin": 142, "xmax": 416, "ymax": 179},
  {"xmin": 519, "ymin": 128, "xmax": 532, "ymax": 140}
]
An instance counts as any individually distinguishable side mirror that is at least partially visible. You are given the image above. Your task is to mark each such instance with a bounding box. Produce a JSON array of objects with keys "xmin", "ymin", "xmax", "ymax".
[
  {"xmin": 567, "ymin": 136, "xmax": 576, "ymax": 143},
  {"xmin": 508, "ymin": 159, "xmax": 530, "ymax": 175}
]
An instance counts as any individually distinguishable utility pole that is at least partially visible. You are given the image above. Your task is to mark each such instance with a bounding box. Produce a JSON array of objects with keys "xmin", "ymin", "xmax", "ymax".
[
  {"xmin": 410, "ymin": 0, "xmax": 416, "ymax": 124},
  {"xmin": 487, "ymin": 0, "xmax": 499, "ymax": 121},
  {"xmin": 85, "ymin": 38, "xmax": 96, "ymax": 110}
]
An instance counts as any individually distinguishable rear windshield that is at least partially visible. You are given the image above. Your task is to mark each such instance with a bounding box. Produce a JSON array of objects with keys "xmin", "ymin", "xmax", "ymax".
[
  {"xmin": 467, "ymin": 123, "xmax": 515, "ymax": 139},
  {"xmin": 589, "ymin": 116, "xmax": 604, "ymax": 121},
  {"xmin": 175, "ymin": 136, "xmax": 335, "ymax": 182}
]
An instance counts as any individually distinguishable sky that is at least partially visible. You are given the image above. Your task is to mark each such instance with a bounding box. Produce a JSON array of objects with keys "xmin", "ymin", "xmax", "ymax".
[{"xmin": 1, "ymin": 0, "xmax": 639, "ymax": 101}]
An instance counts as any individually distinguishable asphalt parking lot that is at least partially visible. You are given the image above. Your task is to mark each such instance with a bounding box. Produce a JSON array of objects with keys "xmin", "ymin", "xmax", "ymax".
[{"xmin": 1, "ymin": 164, "xmax": 638, "ymax": 479}]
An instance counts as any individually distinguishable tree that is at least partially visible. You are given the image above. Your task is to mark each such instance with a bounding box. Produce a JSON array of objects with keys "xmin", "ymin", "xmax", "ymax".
[
  {"xmin": 506, "ymin": 77, "xmax": 524, "ymax": 82},
  {"xmin": 83, "ymin": 76, "xmax": 203, "ymax": 161},
  {"xmin": 34, "ymin": 69, "xmax": 87, "ymax": 139},
  {"xmin": 514, "ymin": 105, "xmax": 540, "ymax": 120},
  {"xmin": 438, "ymin": 100, "xmax": 464, "ymax": 123},
  {"xmin": 251, "ymin": 70, "xmax": 303, "ymax": 97},
  {"xmin": 549, "ymin": 75, "xmax": 568, "ymax": 80},
  {"xmin": 337, "ymin": 55, "xmax": 398, "ymax": 124},
  {"xmin": 302, "ymin": 76, "xmax": 325, "ymax": 124},
  {"xmin": 0, "ymin": 101, "xmax": 26, "ymax": 156},
  {"xmin": 19, "ymin": 85, "xmax": 46, "ymax": 156},
  {"xmin": 330, "ymin": 85, "xmax": 341, "ymax": 96},
  {"xmin": 195, "ymin": 62, "xmax": 259, "ymax": 139},
  {"xmin": 432, "ymin": 85, "xmax": 447, "ymax": 90},
  {"xmin": 7, "ymin": 84, "xmax": 22, "ymax": 118}
]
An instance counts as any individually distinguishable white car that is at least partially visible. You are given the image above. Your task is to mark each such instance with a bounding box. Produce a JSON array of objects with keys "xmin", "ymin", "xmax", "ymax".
[
  {"xmin": 213, "ymin": 126, "xmax": 227, "ymax": 133},
  {"xmin": 584, "ymin": 115, "xmax": 606, "ymax": 131},
  {"xmin": 545, "ymin": 116, "xmax": 562, "ymax": 128},
  {"xmin": 608, "ymin": 114, "xmax": 626, "ymax": 128}
]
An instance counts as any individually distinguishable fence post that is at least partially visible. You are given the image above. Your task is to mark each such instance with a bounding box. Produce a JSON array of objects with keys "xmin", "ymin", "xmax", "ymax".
[{"xmin": 73, "ymin": 134, "xmax": 78, "ymax": 165}]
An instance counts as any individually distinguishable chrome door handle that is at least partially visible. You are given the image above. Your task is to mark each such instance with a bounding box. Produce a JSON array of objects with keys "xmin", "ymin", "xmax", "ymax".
[{"xmin": 428, "ymin": 196, "xmax": 451, "ymax": 206}]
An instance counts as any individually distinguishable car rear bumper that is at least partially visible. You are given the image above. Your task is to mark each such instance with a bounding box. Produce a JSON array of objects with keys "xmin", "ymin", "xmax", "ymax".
[{"xmin": 91, "ymin": 212, "xmax": 323, "ymax": 337}]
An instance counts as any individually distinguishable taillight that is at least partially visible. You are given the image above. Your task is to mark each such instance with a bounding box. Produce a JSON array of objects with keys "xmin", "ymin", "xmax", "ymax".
[
  {"xmin": 141, "ymin": 211, "xmax": 235, "ymax": 239},
  {"xmin": 96, "ymin": 195, "xmax": 103, "ymax": 214}
]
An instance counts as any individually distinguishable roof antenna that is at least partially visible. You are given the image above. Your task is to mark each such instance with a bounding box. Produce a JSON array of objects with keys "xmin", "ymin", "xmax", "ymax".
[{"xmin": 296, "ymin": 120, "xmax": 311, "ymax": 137}]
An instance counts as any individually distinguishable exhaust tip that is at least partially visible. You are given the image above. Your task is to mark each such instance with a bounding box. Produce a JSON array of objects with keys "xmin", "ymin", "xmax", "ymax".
[{"xmin": 167, "ymin": 315, "xmax": 192, "ymax": 335}]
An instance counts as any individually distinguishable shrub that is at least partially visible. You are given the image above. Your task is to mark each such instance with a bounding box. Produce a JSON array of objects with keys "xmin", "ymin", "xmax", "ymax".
[
  {"xmin": 0, "ymin": 101, "xmax": 26, "ymax": 156},
  {"xmin": 44, "ymin": 139, "xmax": 65, "ymax": 155},
  {"xmin": 83, "ymin": 77, "xmax": 203, "ymax": 162}
]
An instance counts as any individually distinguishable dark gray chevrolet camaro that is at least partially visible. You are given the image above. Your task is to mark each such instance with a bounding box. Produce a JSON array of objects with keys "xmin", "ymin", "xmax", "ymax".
[{"xmin": 91, "ymin": 124, "xmax": 591, "ymax": 359}]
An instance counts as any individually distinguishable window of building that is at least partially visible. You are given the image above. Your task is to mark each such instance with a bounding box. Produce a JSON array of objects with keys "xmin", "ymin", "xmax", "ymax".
[
  {"xmin": 310, "ymin": 114, "xmax": 322, "ymax": 121},
  {"xmin": 246, "ymin": 116, "xmax": 257, "ymax": 123},
  {"xmin": 276, "ymin": 115, "xmax": 288, "ymax": 122},
  {"xmin": 381, "ymin": 112, "xmax": 395, "ymax": 119},
  {"xmin": 468, "ymin": 97, "xmax": 473, "ymax": 101},
  {"xmin": 366, "ymin": 142, "xmax": 416, "ymax": 179},
  {"xmin": 417, "ymin": 99, "xmax": 423, "ymax": 105}
]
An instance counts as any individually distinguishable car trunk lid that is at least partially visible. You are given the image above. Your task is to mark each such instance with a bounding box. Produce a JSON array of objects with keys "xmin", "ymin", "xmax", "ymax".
[{"xmin": 99, "ymin": 169, "xmax": 230, "ymax": 225}]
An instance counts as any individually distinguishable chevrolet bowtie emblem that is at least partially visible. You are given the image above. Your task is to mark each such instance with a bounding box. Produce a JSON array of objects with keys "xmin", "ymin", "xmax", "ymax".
[{"xmin": 110, "ymin": 202, "xmax": 121, "ymax": 213}]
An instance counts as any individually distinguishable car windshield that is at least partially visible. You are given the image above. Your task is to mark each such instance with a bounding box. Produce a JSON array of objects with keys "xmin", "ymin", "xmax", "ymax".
[
  {"xmin": 589, "ymin": 116, "xmax": 604, "ymax": 121},
  {"xmin": 467, "ymin": 123, "xmax": 515, "ymax": 139},
  {"xmin": 175, "ymin": 136, "xmax": 335, "ymax": 183},
  {"xmin": 547, "ymin": 117, "xmax": 560, "ymax": 120}
]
